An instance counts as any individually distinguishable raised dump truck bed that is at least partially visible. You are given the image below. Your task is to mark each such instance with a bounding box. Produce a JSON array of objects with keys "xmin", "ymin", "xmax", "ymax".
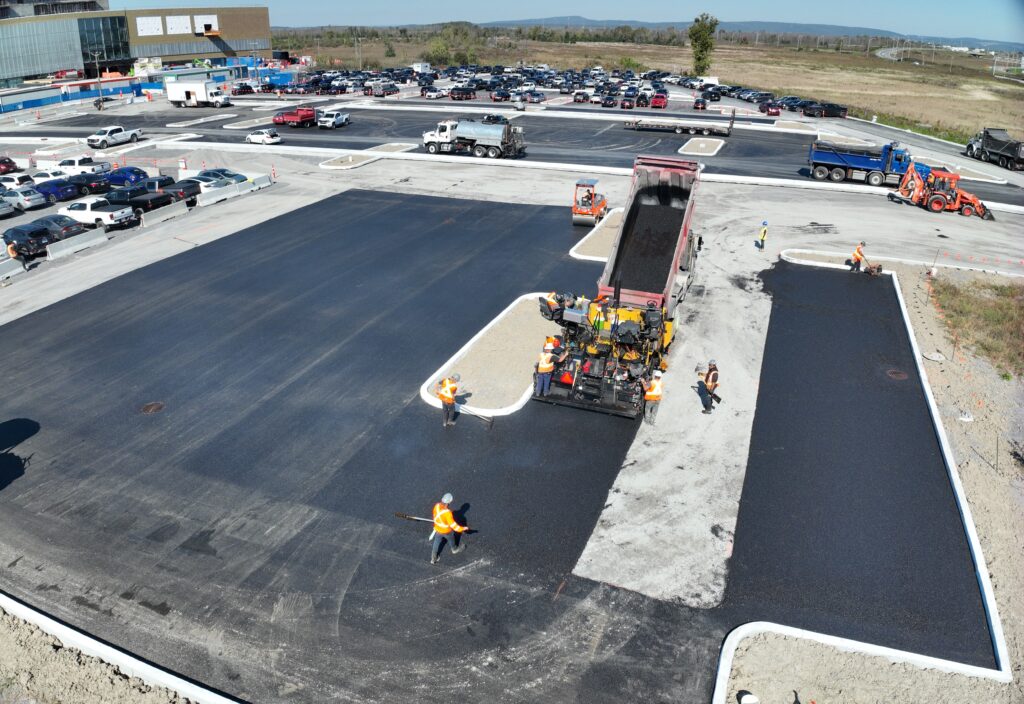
[{"xmin": 597, "ymin": 156, "xmax": 700, "ymax": 318}]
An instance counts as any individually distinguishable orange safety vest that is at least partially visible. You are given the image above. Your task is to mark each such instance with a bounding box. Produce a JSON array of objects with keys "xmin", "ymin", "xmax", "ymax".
[
  {"xmin": 6, "ymin": 242, "xmax": 16, "ymax": 259},
  {"xmin": 438, "ymin": 377, "xmax": 457, "ymax": 405},
  {"xmin": 705, "ymin": 369, "xmax": 719, "ymax": 393},
  {"xmin": 537, "ymin": 351, "xmax": 555, "ymax": 373},
  {"xmin": 852, "ymin": 245, "xmax": 864, "ymax": 262},
  {"xmin": 544, "ymin": 292, "xmax": 559, "ymax": 309},
  {"xmin": 432, "ymin": 503, "xmax": 465, "ymax": 535},
  {"xmin": 644, "ymin": 378, "xmax": 663, "ymax": 401}
]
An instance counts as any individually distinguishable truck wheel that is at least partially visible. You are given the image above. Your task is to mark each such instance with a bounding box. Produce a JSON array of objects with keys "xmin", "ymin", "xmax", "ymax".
[
  {"xmin": 997, "ymin": 156, "xmax": 1007, "ymax": 169},
  {"xmin": 674, "ymin": 126, "xmax": 684, "ymax": 134},
  {"xmin": 688, "ymin": 127, "xmax": 697, "ymax": 135},
  {"xmin": 866, "ymin": 171, "xmax": 884, "ymax": 187},
  {"xmin": 472, "ymin": 145, "xmax": 487, "ymax": 158},
  {"xmin": 701, "ymin": 128, "xmax": 710, "ymax": 136},
  {"xmin": 99, "ymin": 141, "xmax": 108, "ymax": 149},
  {"xmin": 960, "ymin": 205, "xmax": 975, "ymax": 217},
  {"xmin": 811, "ymin": 165, "xmax": 829, "ymax": 180},
  {"xmin": 487, "ymin": 146, "xmax": 500, "ymax": 159},
  {"xmin": 966, "ymin": 144, "xmax": 975, "ymax": 158},
  {"xmin": 426, "ymin": 143, "xmax": 438, "ymax": 154},
  {"xmin": 829, "ymin": 167, "xmax": 845, "ymax": 182},
  {"xmin": 130, "ymin": 134, "xmax": 138, "ymax": 143},
  {"xmin": 95, "ymin": 219, "xmax": 107, "ymax": 232},
  {"xmin": 927, "ymin": 195, "xmax": 947, "ymax": 212}
]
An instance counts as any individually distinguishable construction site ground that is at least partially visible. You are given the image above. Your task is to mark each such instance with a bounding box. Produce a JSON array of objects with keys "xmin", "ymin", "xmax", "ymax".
[{"xmin": 0, "ymin": 126, "xmax": 1022, "ymax": 704}]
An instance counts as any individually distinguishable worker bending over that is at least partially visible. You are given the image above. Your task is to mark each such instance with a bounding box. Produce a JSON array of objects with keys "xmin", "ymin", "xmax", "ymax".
[
  {"xmin": 641, "ymin": 370, "xmax": 664, "ymax": 424},
  {"xmin": 435, "ymin": 373, "xmax": 460, "ymax": 428},
  {"xmin": 431, "ymin": 493, "xmax": 468, "ymax": 564},
  {"xmin": 696, "ymin": 361, "xmax": 720, "ymax": 414},
  {"xmin": 535, "ymin": 343, "xmax": 568, "ymax": 397},
  {"xmin": 850, "ymin": 241, "xmax": 868, "ymax": 272}
]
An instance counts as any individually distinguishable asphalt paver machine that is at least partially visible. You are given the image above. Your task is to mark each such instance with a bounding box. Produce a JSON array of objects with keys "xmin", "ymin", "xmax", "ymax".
[{"xmin": 536, "ymin": 156, "xmax": 701, "ymax": 418}]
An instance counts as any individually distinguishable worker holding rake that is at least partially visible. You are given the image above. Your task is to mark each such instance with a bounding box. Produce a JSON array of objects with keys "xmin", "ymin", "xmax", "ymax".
[{"xmin": 430, "ymin": 493, "xmax": 468, "ymax": 565}]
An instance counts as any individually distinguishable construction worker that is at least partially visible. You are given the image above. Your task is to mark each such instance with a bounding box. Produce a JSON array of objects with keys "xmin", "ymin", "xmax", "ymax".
[
  {"xmin": 534, "ymin": 343, "xmax": 567, "ymax": 397},
  {"xmin": 705, "ymin": 360, "xmax": 720, "ymax": 410},
  {"xmin": 544, "ymin": 291, "xmax": 560, "ymax": 311},
  {"xmin": 431, "ymin": 493, "xmax": 468, "ymax": 564},
  {"xmin": 850, "ymin": 241, "xmax": 867, "ymax": 272},
  {"xmin": 641, "ymin": 370, "xmax": 663, "ymax": 424},
  {"xmin": 435, "ymin": 373, "xmax": 460, "ymax": 428},
  {"xmin": 5, "ymin": 240, "xmax": 28, "ymax": 272},
  {"xmin": 695, "ymin": 363, "xmax": 715, "ymax": 414},
  {"xmin": 758, "ymin": 220, "xmax": 768, "ymax": 252}
]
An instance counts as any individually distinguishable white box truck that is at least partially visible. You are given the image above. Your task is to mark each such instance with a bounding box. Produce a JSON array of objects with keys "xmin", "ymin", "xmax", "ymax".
[{"xmin": 167, "ymin": 80, "xmax": 232, "ymax": 108}]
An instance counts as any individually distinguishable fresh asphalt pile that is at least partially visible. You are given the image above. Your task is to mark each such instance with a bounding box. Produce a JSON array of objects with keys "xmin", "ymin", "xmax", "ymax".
[
  {"xmin": 0, "ymin": 192, "xmax": 999, "ymax": 702},
  {"xmin": 610, "ymin": 203, "xmax": 686, "ymax": 293}
]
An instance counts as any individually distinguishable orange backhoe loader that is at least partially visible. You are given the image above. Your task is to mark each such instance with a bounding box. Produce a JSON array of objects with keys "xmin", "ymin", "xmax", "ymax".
[{"xmin": 888, "ymin": 162, "xmax": 994, "ymax": 220}]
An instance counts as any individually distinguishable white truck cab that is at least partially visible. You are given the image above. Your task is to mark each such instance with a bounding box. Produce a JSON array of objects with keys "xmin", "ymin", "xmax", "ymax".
[{"xmin": 317, "ymin": 111, "xmax": 350, "ymax": 129}]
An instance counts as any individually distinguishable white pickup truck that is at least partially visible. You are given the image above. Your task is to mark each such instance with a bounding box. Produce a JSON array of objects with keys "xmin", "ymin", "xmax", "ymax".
[
  {"xmin": 57, "ymin": 156, "xmax": 112, "ymax": 175},
  {"xmin": 58, "ymin": 196, "xmax": 134, "ymax": 231},
  {"xmin": 86, "ymin": 125, "xmax": 143, "ymax": 149}
]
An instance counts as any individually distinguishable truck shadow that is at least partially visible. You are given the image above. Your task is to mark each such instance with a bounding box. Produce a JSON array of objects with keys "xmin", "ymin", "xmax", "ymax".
[{"xmin": 0, "ymin": 418, "xmax": 39, "ymax": 493}]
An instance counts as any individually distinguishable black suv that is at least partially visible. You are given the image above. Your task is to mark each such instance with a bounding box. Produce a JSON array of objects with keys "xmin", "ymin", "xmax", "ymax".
[
  {"xmin": 105, "ymin": 185, "xmax": 175, "ymax": 219},
  {"xmin": 803, "ymin": 102, "xmax": 847, "ymax": 118},
  {"xmin": 140, "ymin": 175, "xmax": 201, "ymax": 203},
  {"xmin": 3, "ymin": 223, "xmax": 55, "ymax": 256}
]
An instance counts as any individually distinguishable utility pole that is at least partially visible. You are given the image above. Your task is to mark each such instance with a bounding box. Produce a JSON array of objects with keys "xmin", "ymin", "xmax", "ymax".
[{"xmin": 90, "ymin": 49, "xmax": 103, "ymax": 109}]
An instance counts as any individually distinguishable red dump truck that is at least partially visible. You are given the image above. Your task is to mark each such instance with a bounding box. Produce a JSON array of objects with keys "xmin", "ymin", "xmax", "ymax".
[
  {"xmin": 282, "ymin": 107, "xmax": 317, "ymax": 128},
  {"xmin": 533, "ymin": 155, "xmax": 700, "ymax": 419}
]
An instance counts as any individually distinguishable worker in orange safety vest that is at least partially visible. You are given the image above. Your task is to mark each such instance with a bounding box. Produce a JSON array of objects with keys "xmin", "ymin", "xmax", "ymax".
[
  {"xmin": 430, "ymin": 492, "xmax": 468, "ymax": 564},
  {"xmin": 850, "ymin": 241, "xmax": 868, "ymax": 272},
  {"xmin": 544, "ymin": 291, "xmax": 560, "ymax": 310},
  {"xmin": 435, "ymin": 373, "xmax": 460, "ymax": 428},
  {"xmin": 534, "ymin": 343, "xmax": 567, "ymax": 397},
  {"xmin": 641, "ymin": 370, "xmax": 664, "ymax": 424}
]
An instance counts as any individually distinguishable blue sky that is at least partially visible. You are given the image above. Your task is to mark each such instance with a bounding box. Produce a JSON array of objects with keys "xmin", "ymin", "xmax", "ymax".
[{"xmin": 114, "ymin": 0, "xmax": 1024, "ymax": 43}]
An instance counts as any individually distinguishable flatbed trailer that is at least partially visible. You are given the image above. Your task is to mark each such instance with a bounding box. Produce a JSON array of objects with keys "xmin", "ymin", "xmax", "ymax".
[{"xmin": 624, "ymin": 112, "xmax": 734, "ymax": 137}]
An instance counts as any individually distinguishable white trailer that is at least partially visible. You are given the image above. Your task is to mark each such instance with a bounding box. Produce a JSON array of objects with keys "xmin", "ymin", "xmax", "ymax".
[{"xmin": 166, "ymin": 80, "xmax": 231, "ymax": 108}]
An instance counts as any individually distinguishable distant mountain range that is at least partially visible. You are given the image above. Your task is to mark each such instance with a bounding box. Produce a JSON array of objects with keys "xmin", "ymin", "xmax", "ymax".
[{"xmin": 479, "ymin": 17, "xmax": 1024, "ymax": 51}]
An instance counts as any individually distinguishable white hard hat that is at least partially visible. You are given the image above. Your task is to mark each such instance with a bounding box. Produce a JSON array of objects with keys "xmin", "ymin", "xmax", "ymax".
[
  {"xmin": 653, "ymin": 370, "xmax": 663, "ymax": 377},
  {"xmin": 442, "ymin": 493, "xmax": 453, "ymax": 504},
  {"xmin": 738, "ymin": 694, "xmax": 760, "ymax": 704},
  {"xmin": 544, "ymin": 343, "xmax": 554, "ymax": 351},
  {"xmin": 708, "ymin": 359, "xmax": 716, "ymax": 366},
  {"xmin": 451, "ymin": 373, "xmax": 461, "ymax": 382}
]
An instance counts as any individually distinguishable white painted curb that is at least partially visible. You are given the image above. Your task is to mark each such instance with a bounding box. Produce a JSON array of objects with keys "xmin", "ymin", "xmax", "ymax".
[
  {"xmin": 569, "ymin": 207, "xmax": 622, "ymax": 262},
  {"xmin": 713, "ymin": 250, "xmax": 1014, "ymax": 704},
  {"xmin": 418, "ymin": 292, "xmax": 547, "ymax": 417},
  {"xmin": 0, "ymin": 590, "xmax": 239, "ymax": 704},
  {"xmin": 678, "ymin": 138, "xmax": 724, "ymax": 157}
]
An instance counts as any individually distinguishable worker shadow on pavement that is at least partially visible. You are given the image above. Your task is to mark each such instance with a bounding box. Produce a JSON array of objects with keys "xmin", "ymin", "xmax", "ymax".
[{"xmin": 0, "ymin": 418, "xmax": 39, "ymax": 493}]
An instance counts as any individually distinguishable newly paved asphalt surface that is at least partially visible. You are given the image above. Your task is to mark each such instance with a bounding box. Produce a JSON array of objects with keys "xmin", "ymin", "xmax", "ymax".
[
  {"xmin": 0, "ymin": 193, "xmax": 996, "ymax": 702},
  {"xmin": 10, "ymin": 104, "xmax": 1023, "ymax": 205}
]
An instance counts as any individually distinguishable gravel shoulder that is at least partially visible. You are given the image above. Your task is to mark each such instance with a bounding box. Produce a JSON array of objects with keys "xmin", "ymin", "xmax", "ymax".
[{"xmin": 727, "ymin": 257, "xmax": 1024, "ymax": 703}]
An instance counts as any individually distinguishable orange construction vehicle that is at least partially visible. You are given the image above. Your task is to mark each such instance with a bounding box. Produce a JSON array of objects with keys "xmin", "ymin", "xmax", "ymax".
[
  {"xmin": 888, "ymin": 162, "xmax": 994, "ymax": 220},
  {"xmin": 572, "ymin": 178, "xmax": 608, "ymax": 226}
]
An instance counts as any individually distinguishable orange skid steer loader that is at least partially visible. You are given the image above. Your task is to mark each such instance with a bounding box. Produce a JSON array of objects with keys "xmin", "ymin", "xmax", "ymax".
[{"xmin": 888, "ymin": 162, "xmax": 994, "ymax": 220}]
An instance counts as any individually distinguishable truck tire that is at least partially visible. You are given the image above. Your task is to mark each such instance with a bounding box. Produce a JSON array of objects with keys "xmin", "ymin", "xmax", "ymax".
[
  {"xmin": 866, "ymin": 171, "xmax": 884, "ymax": 187},
  {"xmin": 960, "ymin": 204, "xmax": 975, "ymax": 217},
  {"xmin": 487, "ymin": 146, "xmax": 500, "ymax": 159},
  {"xmin": 811, "ymin": 165, "xmax": 829, "ymax": 180},
  {"xmin": 130, "ymin": 134, "xmax": 138, "ymax": 143},
  {"xmin": 426, "ymin": 143, "xmax": 438, "ymax": 154},
  {"xmin": 99, "ymin": 141, "xmax": 108, "ymax": 149},
  {"xmin": 966, "ymin": 144, "xmax": 976, "ymax": 158},
  {"xmin": 95, "ymin": 219, "xmax": 107, "ymax": 232},
  {"xmin": 927, "ymin": 195, "xmax": 947, "ymax": 212},
  {"xmin": 688, "ymin": 127, "xmax": 697, "ymax": 135},
  {"xmin": 674, "ymin": 126, "xmax": 684, "ymax": 134},
  {"xmin": 701, "ymin": 127, "xmax": 710, "ymax": 136},
  {"xmin": 997, "ymin": 156, "xmax": 1007, "ymax": 169},
  {"xmin": 472, "ymin": 145, "xmax": 487, "ymax": 158},
  {"xmin": 829, "ymin": 167, "xmax": 845, "ymax": 182}
]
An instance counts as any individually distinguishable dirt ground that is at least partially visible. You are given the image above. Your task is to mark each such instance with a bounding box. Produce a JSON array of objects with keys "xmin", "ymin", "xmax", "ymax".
[{"xmin": 727, "ymin": 259, "xmax": 1024, "ymax": 703}]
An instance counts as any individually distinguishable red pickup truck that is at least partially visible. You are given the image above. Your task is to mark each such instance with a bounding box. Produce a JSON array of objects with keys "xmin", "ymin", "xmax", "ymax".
[{"xmin": 283, "ymin": 107, "xmax": 316, "ymax": 128}]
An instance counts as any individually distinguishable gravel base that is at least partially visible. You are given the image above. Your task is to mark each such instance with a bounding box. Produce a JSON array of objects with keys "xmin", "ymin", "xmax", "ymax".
[
  {"xmin": 728, "ymin": 259, "xmax": 1024, "ymax": 703},
  {"xmin": 432, "ymin": 297, "xmax": 560, "ymax": 410}
]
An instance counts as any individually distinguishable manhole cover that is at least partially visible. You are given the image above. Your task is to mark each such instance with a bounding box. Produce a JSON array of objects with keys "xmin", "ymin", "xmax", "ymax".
[
  {"xmin": 886, "ymin": 369, "xmax": 909, "ymax": 380},
  {"xmin": 140, "ymin": 402, "xmax": 165, "ymax": 414}
]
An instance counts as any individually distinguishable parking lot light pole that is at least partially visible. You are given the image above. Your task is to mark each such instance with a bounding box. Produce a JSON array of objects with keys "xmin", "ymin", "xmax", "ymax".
[{"xmin": 90, "ymin": 50, "xmax": 103, "ymax": 109}]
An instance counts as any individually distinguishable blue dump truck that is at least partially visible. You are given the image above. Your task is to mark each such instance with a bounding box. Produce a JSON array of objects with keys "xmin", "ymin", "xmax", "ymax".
[{"xmin": 808, "ymin": 140, "xmax": 913, "ymax": 186}]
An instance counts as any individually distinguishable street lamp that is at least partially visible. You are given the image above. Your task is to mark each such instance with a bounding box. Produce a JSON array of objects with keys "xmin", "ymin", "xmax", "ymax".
[{"xmin": 90, "ymin": 49, "xmax": 103, "ymax": 109}]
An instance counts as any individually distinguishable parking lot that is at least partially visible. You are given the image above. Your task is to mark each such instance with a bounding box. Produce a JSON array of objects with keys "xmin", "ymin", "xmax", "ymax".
[{"xmin": 1, "ymin": 65, "xmax": 1023, "ymax": 704}]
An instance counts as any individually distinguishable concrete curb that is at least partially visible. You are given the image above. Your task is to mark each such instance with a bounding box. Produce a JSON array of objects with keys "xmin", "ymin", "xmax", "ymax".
[
  {"xmin": 679, "ymin": 138, "xmax": 725, "ymax": 157},
  {"xmin": 569, "ymin": 207, "xmax": 623, "ymax": 262},
  {"xmin": 0, "ymin": 257, "xmax": 26, "ymax": 280},
  {"xmin": 0, "ymin": 588, "xmax": 240, "ymax": 704},
  {"xmin": 418, "ymin": 292, "xmax": 545, "ymax": 417},
  {"xmin": 140, "ymin": 199, "xmax": 188, "ymax": 227},
  {"xmin": 46, "ymin": 229, "xmax": 108, "ymax": 261},
  {"xmin": 711, "ymin": 250, "xmax": 1014, "ymax": 702},
  {"xmin": 781, "ymin": 248, "xmax": 1024, "ymax": 279}
]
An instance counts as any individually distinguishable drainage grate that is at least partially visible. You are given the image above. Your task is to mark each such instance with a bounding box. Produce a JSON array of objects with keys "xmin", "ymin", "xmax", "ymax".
[
  {"xmin": 140, "ymin": 402, "xmax": 165, "ymax": 414},
  {"xmin": 886, "ymin": 369, "xmax": 909, "ymax": 380}
]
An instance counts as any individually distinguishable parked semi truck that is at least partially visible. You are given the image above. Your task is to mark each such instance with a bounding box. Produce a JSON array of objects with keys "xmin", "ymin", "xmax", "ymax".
[
  {"xmin": 966, "ymin": 128, "xmax": 1024, "ymax": 171},
  {"xmin": 167, "ymin": 80, "xmax": 232, "ymax": 108},
  {"xmin": 808, "ymin": 140, "xmax": 913, "ymax": 186},
  {"xmin": 532, "ymin": 155, "xmax": 700, "ymax": 419},
  {"xmin": 422, "ymin": 119, "xmax": 526, "ymax": 158}
]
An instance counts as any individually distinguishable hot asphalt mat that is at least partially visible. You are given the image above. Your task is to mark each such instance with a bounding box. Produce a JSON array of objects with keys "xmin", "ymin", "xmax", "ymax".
[{"xmin": 0, "ymin": 193, "xmax": 995, "ymax": 702}]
